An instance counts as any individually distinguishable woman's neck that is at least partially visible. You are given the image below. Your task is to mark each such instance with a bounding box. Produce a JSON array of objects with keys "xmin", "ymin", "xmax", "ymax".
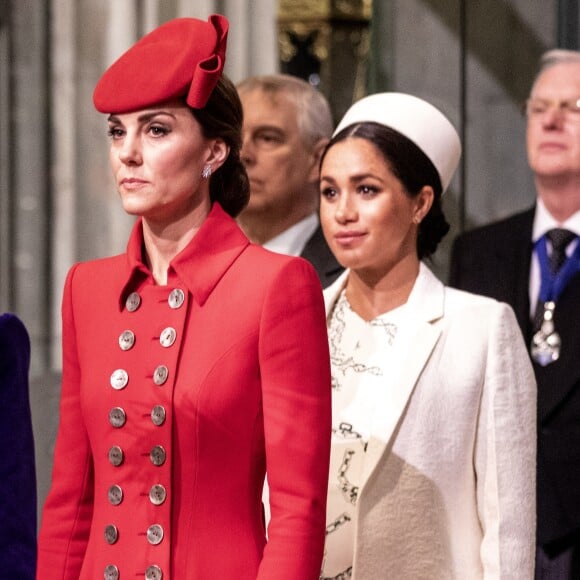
[
  {"xmin": 346, "ymin": 255, "xmax": 420, "ymax": 321},
  {"xmin": 141, "ymin": 201, "xmax": 211, "ymax": 285}
]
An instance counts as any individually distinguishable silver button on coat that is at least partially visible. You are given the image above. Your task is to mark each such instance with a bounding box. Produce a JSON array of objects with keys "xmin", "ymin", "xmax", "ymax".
[
  {"xmin": 159, "ymin": 327, "xmax": 176, "ymax": 348},
  {"xmin": 145, "ymin": 564, "xmax": 163, "ymax": 580},
  {"xmin": 149, "ymin": 484, "xmax": 167, "ymax": 506},
  {"xmin": 153, "ymin": 365, "xmax": 169, "ymax": 386},
  {"xmin": 149, "ymin": 445, "xmax": 166, "ymax": 466},
  {"xmin": 151, "ymin": 405, "xmax": 166, "ymax": 426},
  {"xmin": 125, "ymin": 291, "xmax": 141, "ymax": 312},
  {"xmin": 108, "ymin": 446, "xmax": 124, "ymax": 467},
  {"xmin": 168, "ymin": 288, "xmax": 185, "ymax": 309},
  {"xmin": 104, "ymin": 524, "xmax": 118, "ymax": 544},
  {"xmin": 109, "ymin": 407, "xmax": 126, "ymax": 428},
  {"xmin": 146, "ymin": 523, "xmax": 164, "ymax": 545},
  {"xmin": 110, "ymin": 369, "xmax": 129, "ymax": 390},
  {"xmin": 108, "ymin": 484, "xmax": 123, "ymax": 506},
  {"xmin": 118, "ymin": 329, "xmax": 135, "ymax": 351},
  {"xmin": 104, "ymin": 564, "xmax": 119, "ymax": 580}
]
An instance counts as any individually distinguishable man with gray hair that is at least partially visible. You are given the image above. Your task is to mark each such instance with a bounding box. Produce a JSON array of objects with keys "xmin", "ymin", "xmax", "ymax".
[
  {"xmin": 237, "ymin": 74, "xmax": 343, "ymax": 287},
  {"xmin": 450, "ymin": 49, "xmax": 580, "ymax": 579}
]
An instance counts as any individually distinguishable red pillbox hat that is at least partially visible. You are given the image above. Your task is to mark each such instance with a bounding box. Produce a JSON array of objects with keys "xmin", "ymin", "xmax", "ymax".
[{"xmin": 93, "ymin": 14, "xmax": 228, "ymax": 114}]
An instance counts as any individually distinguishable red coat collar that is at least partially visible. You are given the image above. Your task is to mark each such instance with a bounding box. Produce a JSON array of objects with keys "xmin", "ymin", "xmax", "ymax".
[{"xmin": 119, "ymin": 203, "xmax": 250, "ymax": 310}]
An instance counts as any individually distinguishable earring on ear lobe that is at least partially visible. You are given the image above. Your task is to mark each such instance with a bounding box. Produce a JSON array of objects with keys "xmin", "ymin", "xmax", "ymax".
[{"xmin": 202, "ymin": 164, "xmax": 212, "ymax": 179}]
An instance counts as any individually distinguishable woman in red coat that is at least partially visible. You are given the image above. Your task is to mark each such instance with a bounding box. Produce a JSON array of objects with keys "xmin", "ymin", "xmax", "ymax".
[{"xmin": 37, "ymin": 15, "xmax": 331, "ymax": 580}]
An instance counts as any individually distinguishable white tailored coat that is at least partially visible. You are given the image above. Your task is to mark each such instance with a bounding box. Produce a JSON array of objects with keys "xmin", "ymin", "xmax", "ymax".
[{"xmin": 323, "ymin": 264, "xmax": 537, "ymax": 580}]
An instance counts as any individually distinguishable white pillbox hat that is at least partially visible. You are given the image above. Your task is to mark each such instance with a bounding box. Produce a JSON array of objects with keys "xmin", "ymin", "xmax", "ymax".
[{"xmin": 333, "ymin": 92, "xmax": 461, "ymax": 192}]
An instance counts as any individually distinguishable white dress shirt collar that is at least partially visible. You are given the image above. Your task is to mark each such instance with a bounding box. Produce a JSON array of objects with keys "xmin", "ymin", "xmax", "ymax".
[
  {"xmin": 262, "ymin": 212, "xmax": 319, "ymax": 257},
  {"xmin": 532, "ymin": 197, "xmax": 580, "ymax": 241}
]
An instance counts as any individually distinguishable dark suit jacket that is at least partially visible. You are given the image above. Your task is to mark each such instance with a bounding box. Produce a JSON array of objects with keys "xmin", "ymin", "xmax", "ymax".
[
  {"xmin": 0, "ymin": 313, "xmax": 37, "ymax": 578},
  {"xmin": 449, "ymin": 206, "xmax": 580, "ymax": 547},
  {"xmin": 300, "ymin": 225, "xmax": 343, "ymax": 288}
]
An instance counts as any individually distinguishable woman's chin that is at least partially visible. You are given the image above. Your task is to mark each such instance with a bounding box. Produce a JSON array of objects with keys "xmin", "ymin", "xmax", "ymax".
[{"xmin": 120, "ymin": 199, "xmax": 148, "ymax": 217}]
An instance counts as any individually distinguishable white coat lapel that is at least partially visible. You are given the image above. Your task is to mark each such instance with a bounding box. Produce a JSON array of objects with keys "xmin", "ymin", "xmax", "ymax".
[
  {"xmin": 325, "ymin": 265, "xmax": 445, "ymax": 492},
  {"xmin": 360, "ymin": 320, "xmax": 441, "ymax": 489},
  {"xmin": 323, "ymin": 269, "xmax": 349, "ymax": 319}
]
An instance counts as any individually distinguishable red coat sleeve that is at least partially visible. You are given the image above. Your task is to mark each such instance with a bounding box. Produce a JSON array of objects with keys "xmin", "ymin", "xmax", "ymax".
[
  {"xmin": 37, "ymin": 264, "xmax": 94, "ymax": 578},
  {"xmin": 257, "ymin": 257, "xmax": 332, "ymax": 580}
]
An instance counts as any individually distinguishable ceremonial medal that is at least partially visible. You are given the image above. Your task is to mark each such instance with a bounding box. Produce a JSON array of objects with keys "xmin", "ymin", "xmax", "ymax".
[
  {"xmin": 530, "ymin": 233, "xmax": 580, "ymax": 366},
  {"xmin": 531, "ymin": 301, "xmax": 561, "ymax": 366}
]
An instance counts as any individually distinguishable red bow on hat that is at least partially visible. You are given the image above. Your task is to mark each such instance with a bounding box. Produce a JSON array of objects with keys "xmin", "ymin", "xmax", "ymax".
[{"xmin": 93, "ymin": 14, "xmax": 228, "ymax": 114}]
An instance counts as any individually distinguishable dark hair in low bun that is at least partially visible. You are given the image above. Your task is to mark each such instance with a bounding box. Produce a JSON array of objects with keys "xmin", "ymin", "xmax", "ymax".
[
  {"xmin": 190, "ymin": 75, "xmax": 250, "ymax": 217},
  {"xmin": 322, "ymin": 122, "xmax": 449, "ymax": 259}
]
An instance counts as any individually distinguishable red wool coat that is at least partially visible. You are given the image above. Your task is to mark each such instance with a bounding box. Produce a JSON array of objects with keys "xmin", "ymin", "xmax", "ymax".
[{"xmin": 37, "ymin": 203, "xmax": 332, "ymax": 579}]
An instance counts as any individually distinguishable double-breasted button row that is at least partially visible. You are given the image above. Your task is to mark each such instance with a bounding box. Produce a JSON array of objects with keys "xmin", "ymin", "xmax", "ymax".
[
  {"xmin": 107, "ymin": 287, "xmax": 178, "ymax": 580},
  {"xmin": 104, "ymin": 563, "xmax": 163, "ymax": 580},
  {"xmin": 110, "ymin": 364, "xmax": 173, "ymax": 391},
  {"xmin": 108, "ymin": 444, "xmax": 167, "ymax": 467},
  {"xmin": 110, "ymin": 405, "xmax": 164, "ymax": 428},
  {"xmin": 104, "ymin": 482, "xmax": 164, "ymax": 507},
  {"xmin": 104, "ymin": 522, "xmax": 164, "ymax": 545},
  {"xmin": 126, "ymin": 287, "xmax": 185, "ymax": 313},
  {"xmin": 110, "ymin": 363, "xmax": 171, "ymax": 391}
]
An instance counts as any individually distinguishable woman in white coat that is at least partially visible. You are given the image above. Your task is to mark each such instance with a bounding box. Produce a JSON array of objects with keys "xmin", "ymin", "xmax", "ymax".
[{"xmin": 318, "ymin": 92, "xmax": 537, "ymax": 579}]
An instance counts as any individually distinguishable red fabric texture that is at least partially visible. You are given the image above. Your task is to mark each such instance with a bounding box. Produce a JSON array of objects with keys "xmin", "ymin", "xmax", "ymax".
[{"xmin": 37, "ymin": 204, "xmax": 331, "ymax": 579}]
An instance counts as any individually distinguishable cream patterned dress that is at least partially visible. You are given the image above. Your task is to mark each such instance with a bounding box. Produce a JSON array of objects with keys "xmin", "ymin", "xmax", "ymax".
[{"xmin": 321, "ymin": 291, "xmax": 409, "ymax": 579}]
